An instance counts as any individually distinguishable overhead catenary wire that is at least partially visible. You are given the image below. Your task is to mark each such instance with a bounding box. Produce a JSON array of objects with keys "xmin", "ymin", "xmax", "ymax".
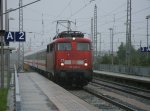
[
  {"xmin": 1, "ymin": 0, "xmax": 41, "ymax": 16},
  {"xmin": 96, "ymin": 5, "xmax": 150, "ymax": 29},
  {"xmin": 55, "ymin": 0, "xmax": 73, "ymax": 19},
  {"xmin": 98, "ymin": 2, "xmax": 126, "ymax": 19},
  {"xmin": 69, "ymin": 0, "xmax": 96, "ymax": 19}
]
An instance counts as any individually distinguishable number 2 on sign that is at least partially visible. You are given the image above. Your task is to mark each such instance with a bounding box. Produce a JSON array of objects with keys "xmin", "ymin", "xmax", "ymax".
[{"xmin": 19, "ymin": 32, "xmax": 25, "ymax": 40}]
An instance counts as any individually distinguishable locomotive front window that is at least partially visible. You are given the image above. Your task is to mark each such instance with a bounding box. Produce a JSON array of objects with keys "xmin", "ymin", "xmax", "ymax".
[
  {"xmin": 57, "ymin": 43, "xmax": 72, "ymax": 50},
  {"xmin": 77, "ymin": 43, "xmax": 90, "ymax": 50}
]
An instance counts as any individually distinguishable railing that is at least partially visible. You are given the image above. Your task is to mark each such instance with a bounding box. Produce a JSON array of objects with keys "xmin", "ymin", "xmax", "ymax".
[
  {"xmin": 14, "ymin": 64, "xmax": 21, "ymax": 111},
  {"xmin": 94, "ymin": 64, "xmax": 150, "ymax": 77}
]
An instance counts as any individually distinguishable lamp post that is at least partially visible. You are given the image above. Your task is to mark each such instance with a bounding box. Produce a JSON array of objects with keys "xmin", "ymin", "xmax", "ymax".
[
  {"xmin": 97, "ymin": 32, "xmax": 101, "ymax": 57},
  {"xmin": 6, "ymin": 8, "xmax": 15, "ymax": 31},
  {"xmin": 8, "ymin": 17, "xmax": 15, "ymax": 31},
  {"xmin": 109, "ymin": 28, "xmax": 114, "ymax": 65}
]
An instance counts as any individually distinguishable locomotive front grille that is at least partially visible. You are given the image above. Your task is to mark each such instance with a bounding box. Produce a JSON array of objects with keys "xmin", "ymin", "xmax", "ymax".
[
  {"xmin": 64, "ymin": 60, "xmax": 71, "ymax": 64},
  {"xmin": 76, "ymin": 60, "xmax": 84, "ymax": 64},
  {"xmin": 64, "ymin": 60, "xmax": 84, "ymax": 65}
]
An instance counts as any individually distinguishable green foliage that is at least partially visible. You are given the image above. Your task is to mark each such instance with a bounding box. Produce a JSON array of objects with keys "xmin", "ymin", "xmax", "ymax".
[
  {"xmin": 0, "ymin": 88, "xmax": 8, "ymax": 111},
  {"xmin": 117, "ymin": 42, "xmax": 126, "ymax": 65},
  {"xmin": 131, "ymin": 47, "xmax": 140, "ymax": 65},
  {"xmin": 96, "ymin": 42, "xmax": 150, "ymax": 66},
  {"xmin": 113, "ymin": 56, "xmax": 119, "ymax": 65},
  {"xmin": 101, "ymin": 54, "xmax": 111, "ymax": 64},
  {"xmin": 139, "ymin": 52, "xmax": 150, "ymax": 66}
]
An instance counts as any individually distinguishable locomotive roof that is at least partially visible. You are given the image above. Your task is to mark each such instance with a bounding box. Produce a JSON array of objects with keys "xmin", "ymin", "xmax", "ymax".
[
  {"xmin": 59, "ymin": 31, "xmax": 84, "ymax": 37},
  {"xmin": 53, "ymin": 31, "xmax": 84, "ymax": 39},
  {"xmin": 53, "ymin": 37, "xmax": 91, "ymax": 43}
]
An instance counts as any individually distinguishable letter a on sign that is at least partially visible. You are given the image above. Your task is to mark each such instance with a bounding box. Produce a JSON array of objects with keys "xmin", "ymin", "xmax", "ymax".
[
  {"xmin": 5, "ymin": 32, "xmax": 15, "ymax": 42},
  {"xmin": 7, "ymin": 32, "xmax": 13, "ymax": 39}
]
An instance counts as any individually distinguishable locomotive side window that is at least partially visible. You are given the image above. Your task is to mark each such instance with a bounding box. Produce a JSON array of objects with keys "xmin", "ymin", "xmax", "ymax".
[
  {"xmin": 77, "ymin": 42, "xmax": 90, "ymax": 50},
  {"xmin": 57, "ymin": 43, "xmax": 71, "ymax": 50},
  {"xmin": 47, "ymin": 44, "xmax": 55, "ymax": 52},
  {"xmin": 47, "ymin": 45, "xmax": 49, "ymax": 52},
  {"xmin": 50, "ymin": 44, "xmax": 54, "ymax": 52}
]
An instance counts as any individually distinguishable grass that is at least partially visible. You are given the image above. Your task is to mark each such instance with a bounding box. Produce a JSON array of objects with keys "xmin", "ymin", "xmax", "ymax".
[{"xmin": 0, "ymin": 88, "xmax": 8, "ymax": 111}]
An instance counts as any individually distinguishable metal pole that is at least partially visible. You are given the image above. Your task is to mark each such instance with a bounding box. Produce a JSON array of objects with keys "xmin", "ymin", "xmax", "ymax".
[
  {"xmin": 91, "ymin": 18, "xmax": 94, "ymax": 62},
  {"xmin": 67, "ymin": 20, "xmax": 71, "ymax": 31},
  {"xmin": 0, "ymin": 0, "xmax": 4, "ymax": 88},
  {"xmin": 112, "ymin": 29, "xmax": 114, "ymax": 65},
  {"xmin": 129, "ymin": 0, "xmax": 132, "ymax": 66},
  {"xmin": 109, "ymin": 28, "xmax": 112, "ymax": 56},
  {"xmin": 18, "ymin": 0, "xmax": 24, "ymax": 72},
  {"xmin": 97, "ymin": 32, "xmax": 101, "ymax": 57},
  {"xmin": 146, "ymin": 18, "xmax": 149, "ymax": 48},
  {"xmin": 94, "ymin": 4, "xmax": 97, "ymax": 57},
  {"xmin": 91, "ymin": 18, "xmax": 93, "ymax": 43},
  {"xmin": 126, "ymin": 0, "xmax": 131, "ymax": 67},
  {"xmin": 99, "ymin": 33, "xmax": 101, "ymax": 57},
  {"xmin": 5, "ymin": 0, "xmax": 7, "ymax": 31},
  {"xmin": 109, "ymin": 28, "xmax": 114, "ymax": 65},
  {"xmin": 0, "ymin": 0, "xmax": 2, "ymax": 88},
  {"xmin": 5, "ymin": 0, "xmax": 11, "ymax": 88},
  {"xmin": 146, "ymin": 15, "xmax": 150, "ymax": 60}
]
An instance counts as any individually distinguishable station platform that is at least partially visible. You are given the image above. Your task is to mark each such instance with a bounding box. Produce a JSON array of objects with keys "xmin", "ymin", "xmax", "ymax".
[
  {"xmin": 94, "ymin": 70, "xmax": 150, "ymax": 84},
  {"xmin": 19, "ymin": 72, "xmax": 101, "ymax": 111}
]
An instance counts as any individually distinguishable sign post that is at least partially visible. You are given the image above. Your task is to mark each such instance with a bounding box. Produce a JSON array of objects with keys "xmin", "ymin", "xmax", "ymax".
[{"xmin": 0, "ymin": 29, "xmax": 5, "ymax": 88}]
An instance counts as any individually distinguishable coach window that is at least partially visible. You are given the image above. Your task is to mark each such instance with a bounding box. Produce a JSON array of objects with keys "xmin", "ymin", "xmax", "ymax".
[
  {"xmin": 57, "ymin": 43, "xmax": 71, "ymax": 50},
  {"xmin": 77, "ymin": 42, "xmax": 90, "ymax": 50}
]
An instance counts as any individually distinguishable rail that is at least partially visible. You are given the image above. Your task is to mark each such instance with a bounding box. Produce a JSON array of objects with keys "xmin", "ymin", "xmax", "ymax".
[{"xmin": 14, "ymin": 64, "xmax": 21, "ymax": 111}]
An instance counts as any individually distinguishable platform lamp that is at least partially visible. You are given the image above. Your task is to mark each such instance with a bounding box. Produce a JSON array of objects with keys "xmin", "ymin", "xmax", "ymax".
[
  {"xmin": 7, "ymin": 8, "xmax": 15, "ymax": 31},
  {"xmin": 8, "ymin": 17, "xmax": 15, "ymax": 30}
]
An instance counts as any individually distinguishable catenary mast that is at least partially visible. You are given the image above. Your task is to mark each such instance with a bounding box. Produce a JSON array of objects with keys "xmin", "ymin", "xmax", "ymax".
[
  {"xmin": 126, "ymin": 0, "xmax": 132, "ymax": 67},
  {"xmin": 18, "ymin": 0, "xmax": 24, "ymax": 71}
]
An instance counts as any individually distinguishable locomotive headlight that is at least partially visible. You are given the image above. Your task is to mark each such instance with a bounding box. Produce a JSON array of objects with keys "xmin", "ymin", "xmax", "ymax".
[
  {"xmin": 84, "ymin": 63, "xmax": 88, "ymax": 66},
  {"xmin": 72, "ymin": 37, "xmax": 76, "ymax": 40},
  {"xmin": 61, "ymin": 62, "xmax": 64, "ymax": 66}
]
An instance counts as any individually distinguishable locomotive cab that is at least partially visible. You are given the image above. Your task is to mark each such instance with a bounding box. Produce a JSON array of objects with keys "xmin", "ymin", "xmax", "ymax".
[{"xmin": 46, "ymin": 31, "xmax": 93, "ymax": 86}]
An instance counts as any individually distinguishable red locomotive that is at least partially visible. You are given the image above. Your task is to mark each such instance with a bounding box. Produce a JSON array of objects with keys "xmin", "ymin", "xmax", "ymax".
[{"xmin": 24, "ymin": 31, "xmax": 93, "ymax": 87}]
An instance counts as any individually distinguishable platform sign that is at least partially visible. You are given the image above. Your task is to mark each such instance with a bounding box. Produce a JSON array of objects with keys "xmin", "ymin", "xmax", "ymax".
[
  {"xmin": 16, "ymin": 32, "xmax": 26, "ymax": 42},
  {"xmin": 5, "ymin": 31, "xmax": 26, "ymax": 42},
  {"xmin": 140, "ymin": 47, "xmax": 150, "ymax": 52}
]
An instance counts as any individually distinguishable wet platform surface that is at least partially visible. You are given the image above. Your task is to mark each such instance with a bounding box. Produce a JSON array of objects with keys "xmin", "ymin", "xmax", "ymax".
[
  {"xmin": 94, "ymin": 70, "xmax": 150, "ymax": 83},
  {"xmin": 19, "ymin": 72, "xmax": 101, "ymax": 111},
  {"xmin": 19, "ymin": 72, "xmax": 58, "ymax": 111}
]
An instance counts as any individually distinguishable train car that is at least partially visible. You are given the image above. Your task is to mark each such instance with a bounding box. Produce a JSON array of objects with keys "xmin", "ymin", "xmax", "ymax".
[{"xmin": 24, "ymin": 31, "xmax": 93, "ymax": 87}]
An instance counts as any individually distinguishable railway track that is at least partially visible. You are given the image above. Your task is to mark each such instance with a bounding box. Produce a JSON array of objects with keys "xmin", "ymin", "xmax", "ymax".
[
  {"xmin": 69, "ymin": 78, "xmax": 150, "ymax": 111},
  {"xmin": 69, "ymin": 89, "xmax": 124, "ymax": 111},
  {"xmin": 93, "ymin": 77, "xmax": 150, "ymax": 100}
]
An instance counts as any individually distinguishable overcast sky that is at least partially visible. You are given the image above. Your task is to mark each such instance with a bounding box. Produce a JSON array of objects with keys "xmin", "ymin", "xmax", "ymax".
[{"xmin": 7, "ymin": 0, "xmax": 150, "ymax": 52}]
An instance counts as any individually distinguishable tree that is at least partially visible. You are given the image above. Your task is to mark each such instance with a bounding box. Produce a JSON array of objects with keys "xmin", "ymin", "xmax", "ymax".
[
  {"xmin": 101, "ymin": 54, "xmax": 111, "ymax": 64},
  {"xmin": 117, "ymin": 42, "xmax": 126, "ymax": 65}
]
